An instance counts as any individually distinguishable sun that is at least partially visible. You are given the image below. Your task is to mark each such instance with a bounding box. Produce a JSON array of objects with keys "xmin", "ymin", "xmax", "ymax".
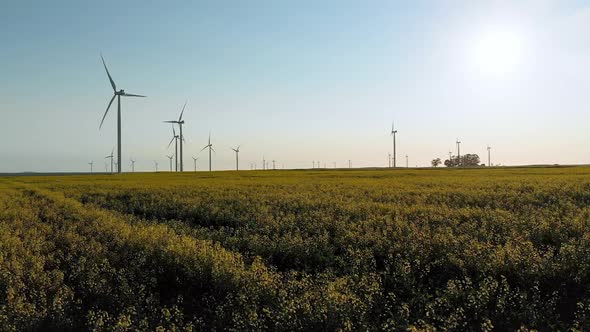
[{"xmin": 472, "ymin": 29, "xmax": 525, "ymax": 76}]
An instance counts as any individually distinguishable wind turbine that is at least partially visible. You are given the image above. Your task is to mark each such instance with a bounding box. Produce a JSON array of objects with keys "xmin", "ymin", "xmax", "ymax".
[
  {"xmin": 105, "ymin": 148, "xmax": 114, "ymax": 173},
  {"xmin": 391, "ymin": 121, "xmax": 398, "ymax": 168},
  {"xmin": 99, "ymin": 55, "xmax": 146, "ymax": 174},
  {"xmin": 456, "ymin": 138, "xmax": 461, "ymax": 167},
  {"xmin": 406, "ymin": 154, "xmax": 409, "ymax": 168},
  {"xmin": 114, "ymin": 161, "xmax": 118, "ymax": 171},
  {"xmin": 88, "ymin": 161, "xmax": 94, "ymax": 173},
  {"xmin": 388, "ymin": 153, "xmax": 391, "ymax": 168},
  {"xmin": 231, "ymin": 146, "xmax": 241, "ymax": 171},
  {"xmin": 348, "ymin": 160, "xmax": 352, "ymax": 168},
  {"xmin": 130, "ymin": 158, "xmax": 136, "ymax": 173},
  {"xmin": 154, "ymin": 160, "xmax": 158, "ymax": 172},
  {"xmin": 487, "ymin": 146, "xmax": 491, "ymax": 167},
  {"xmin": 104, "ymin": 162, "xmax": 108, "ymax": 172},
  {"xmin": 192, "ymin": 156, "xmax": 199, "ymax": 172},
  {"xmin": 262, "ymin": 156, "xmax": 266, "ymax": 170},
  {"xmin": 166, "ymin": 154, "xmax": 174, "ymax": 172},
  {"xmin": 167, "ymin": 126, "xmax": 179, "ymax": 172},
  {"xmin": 163, "ymin": 100, "xmax": 187, "ymax": 172},
  {"xmin": 200, "ymin": 133, "xmax": 215, "ymax": 172}
]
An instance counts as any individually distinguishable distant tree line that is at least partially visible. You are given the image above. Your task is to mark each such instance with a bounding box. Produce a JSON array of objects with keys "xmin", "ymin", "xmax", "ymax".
[{"xmin": 435, "ymin": 153, "xmax": 482, "ymax": 167}]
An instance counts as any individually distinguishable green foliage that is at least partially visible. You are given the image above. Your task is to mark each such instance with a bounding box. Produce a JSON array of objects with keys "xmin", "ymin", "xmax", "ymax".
[{"xmin": 0, "ymin": 167, "xmax": 590, "ymax": 330}]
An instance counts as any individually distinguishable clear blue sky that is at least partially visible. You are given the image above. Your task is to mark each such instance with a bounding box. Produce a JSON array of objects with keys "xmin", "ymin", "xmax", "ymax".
[{"xmin": 1, "ymin": 0, "xmax": 589, "ymax": 172}]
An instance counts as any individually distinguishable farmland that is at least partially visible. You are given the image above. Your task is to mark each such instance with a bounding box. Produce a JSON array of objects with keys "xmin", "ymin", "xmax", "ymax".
[{"xmin": 1, "ymin": 167, "xmax": 590, "ymax": 331}]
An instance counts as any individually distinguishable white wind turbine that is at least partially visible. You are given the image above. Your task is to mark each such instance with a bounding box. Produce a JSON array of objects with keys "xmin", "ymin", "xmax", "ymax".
[
  {"xmin": 167, "ymin": 126, "xmax": 179, "ymax": 172},
  {"xmin": 192, "ymin": 156, "xmax": 199, "ymax": 172},
  {"xmin": 105, "ymin": 148, "xmax": 114, "ymax": 174},
  {"xmin": 200, "ymin": 133, "xmax": 215, "ymax": 172},
  {"xmin": 88, "ymin": 161, "xmax": 94, "ymax": 173},
  {"xmin": 99, "ymin": 55, "xmax": 146, "ymax": 174},
  {"xmin": 166, "ymin": 154, "xmax": 175, "ymax": 172},
  {"xmin": 163, "ymin": 100, "xmax": 187, "ymax": 172},
  {"xmin": 130, "ymin": 158, "xmax": 136, "ymax": 173},
  {"xmin": 231, "ymin": 146, "xmax": 241, "ymax": 171}
]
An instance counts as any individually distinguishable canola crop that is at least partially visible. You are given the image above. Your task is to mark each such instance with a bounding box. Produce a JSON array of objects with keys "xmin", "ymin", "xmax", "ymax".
[{"xmin": 1, "ymin": 167, "xmax": 590, "ymax": 331}]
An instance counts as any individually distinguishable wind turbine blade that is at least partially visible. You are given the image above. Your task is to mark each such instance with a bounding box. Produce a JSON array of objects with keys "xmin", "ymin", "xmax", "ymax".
[
  {"xmin": 211, "ymin": 146, "xmax": 216, "ymax": 153},
  {"xmin": 101, "ymin": 54, "xmax": 117, "ymax": 92},
  {"xmin": 122, "ymin": 93, "xmax": 146, "ymax": 97},
  {"xmin": 179, "ymin": 100, "xmax": 187, "ymax": 121},
  {"xmin": 200, "ymin": 146, "xmax": 208, "ymax": 152},
  {"xmin": 167, "ymin": 136, "xmax": 175, "ymax": 148},
  {"xmin": 163, "ymin": 120, "xmax": 177, "ymax": 124},
  {"xmin": 172, "ymin": 126, "xmax": 176, "ymax": 137},
  {"xmin": 99, "ymin": 95, "xmax": 116, "ymax": 129}
]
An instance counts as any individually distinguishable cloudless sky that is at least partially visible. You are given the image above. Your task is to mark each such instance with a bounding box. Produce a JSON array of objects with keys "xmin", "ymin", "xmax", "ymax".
[{"xmin": 1, "ymin": 0, "xmax": 589, "ymax": 172}]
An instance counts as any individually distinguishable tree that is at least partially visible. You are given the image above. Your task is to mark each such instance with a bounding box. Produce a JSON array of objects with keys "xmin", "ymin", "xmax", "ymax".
[
  {"xmin": 461, "ymin": 154, "xmax": 481, "ymax": 167},
  {"xmin": 431, "ymin": 158, "xmax": 442, "ymax": 167},
  {"xmin": 443, "ymin": 154, "xmax": 481, "ymax": 167}
]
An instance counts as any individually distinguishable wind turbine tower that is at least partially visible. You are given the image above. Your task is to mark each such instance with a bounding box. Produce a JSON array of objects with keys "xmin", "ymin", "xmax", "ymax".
[
  {"xmin": 99, "ymin": 55, "xmax": 146, "ymax": 174},
  {"xmin": 167, "ymin": 126, "xmax": 179, "ymax": 172},
  {"xmin": 88, "ymin": 161, "xmax": 94, "ymax": 173},
  {"xmin": 192, "ymin": 156, "xmax": 198, "ymax": 172},
  {"xmin": 231, "ymin": 146, "xmax": 241, "ymax": 171},
  {"xmin": 166, "ymin": 155, "xmax": 174, "ymax": 172},
  {"xmin": 200, "ymin": 133, "xmax": 215, "ymax": 172},
  {"xmin": 154, "ymin": 161, "xmax": 158, "ymax": 172},
  {"xmin": 163, "ymin": 101, "xmax": 187, "ymax": 172},
  {"xmin": 130, "ymin": 158, "xmax": 136, "ymax": 173},
  {"xmin": 391, "ymin": 122, "xmax": 398, "ymax": 168},
  {"xmin": 406, "ymin": 154, "xmax": 409, "ymax": 168},
  {"xmin": 456, "ymin": 139, "xmax": 462, "ymax": 167},
  {"xmin": 487, "ymin": 146, "xmax": 491, "ymax": 167},
  {"xmin": 105, "ymin": 149, "xmax": 114, "ymax": 173}
]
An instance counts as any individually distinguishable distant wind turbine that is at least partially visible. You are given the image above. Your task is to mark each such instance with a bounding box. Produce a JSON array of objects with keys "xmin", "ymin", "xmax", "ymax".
[
  {"xmin": 391, "ymin": 121, "xmax": 398, "ymax": 168},
  {"xmin": 262, "ymin": 156, "xmax": 266, "ymax": 170},
  {"xmin": 456, "ymin": 138, "xmax": 461, "ymax": 167},
  {"xmin": 406, "ymin": 154, "xmax": 409, "ymax": 168},
  {"xmin": 166, "ymin": 154, "xmax": 174, "ymax": 172},
  {"xmin": 154, "ymin": 160, "xmax": 158, "ymax": 172},
  {"xmin": 104, "ymin": 162, "xmax": 108, "ymax": 172},
  {"xmin": 487, "ymin": 146, "xmax": 492, "ymax": 167},
  {"xmin": 130, "ymin": 158, "xmax": 136, "ymax": 173},
  {"xmin": 231, "ymin": 146, "xmax": 241, "ymax": 171},
  {"xmin": 200, "ymin": 133, "xmax": 215, "ymax": 172},
  {"xmin": 105, "ymin": 148, "xmax": 114, "ymax": 173},
  {"xmin": 163, "ymin": 100, "xmax": 187, "ymax": 172},
  {"xmin": 88, "ymin": 161, "xmax": 94, "ymax": 173},
  {"xmin": 167, "ymin": 125, "xmax": 179, "ymax": 172},
  {"xmin": 99, "ymin": 54, "xmax": 146, "ymax": 174},
  {"xmin": 192, "ymin": 156, "xmax": 199, "ymax": 172}
]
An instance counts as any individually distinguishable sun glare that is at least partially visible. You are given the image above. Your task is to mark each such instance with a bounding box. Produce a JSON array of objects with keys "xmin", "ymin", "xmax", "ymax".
[{"xmin": 473, "ymin": 29, "xmax": 525, "ymax": 76}]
